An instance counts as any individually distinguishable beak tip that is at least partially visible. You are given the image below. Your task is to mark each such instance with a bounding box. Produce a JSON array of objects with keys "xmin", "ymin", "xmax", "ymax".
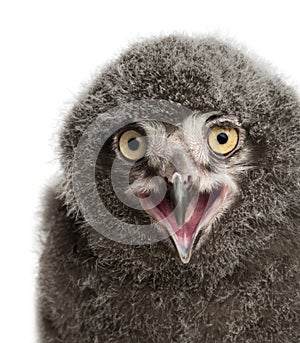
[
  {"xmin": 180, "ymin": 256, "xmax": 191, "ymax": 264},
  {"xmin": 176, "ymin": 244, "xmax": 193, "ymax": 264}
]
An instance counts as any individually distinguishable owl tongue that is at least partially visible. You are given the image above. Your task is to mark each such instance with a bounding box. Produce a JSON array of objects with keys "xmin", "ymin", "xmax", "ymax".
[
  {"xmin": 168, "ymin": 193, "xmax": 209, "ymax": 242},
  {"xmin": 138, "ymin": 178, "xmax": 212, "ymax": 263},
  {"xmin": 155, "ymin": 192, "xmax": 210, "ymax": 250}
]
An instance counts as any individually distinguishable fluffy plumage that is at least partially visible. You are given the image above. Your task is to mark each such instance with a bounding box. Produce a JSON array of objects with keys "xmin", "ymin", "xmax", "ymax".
[{"xmin": 38, "ymin": 35, "xmax": 300, "ymax": 342}]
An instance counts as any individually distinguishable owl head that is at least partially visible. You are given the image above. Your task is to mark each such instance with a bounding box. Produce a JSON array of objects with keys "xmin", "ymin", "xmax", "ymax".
[{"xmin": 59, "ymin": 35, "xmax": 299, "ymax": 268}]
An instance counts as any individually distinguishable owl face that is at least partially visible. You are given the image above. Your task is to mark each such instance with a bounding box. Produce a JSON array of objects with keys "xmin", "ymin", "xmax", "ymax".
[
  {"xmin": 61, "ymin": 36, "xmax": 299, "ymax": 273},
  {"xmin": 108, "ymin": 111, "xmax": 250, "ymax": 263}
]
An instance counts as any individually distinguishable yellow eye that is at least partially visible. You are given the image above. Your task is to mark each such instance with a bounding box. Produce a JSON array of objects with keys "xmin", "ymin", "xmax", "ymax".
[
  {"xmin": 208, "ymin": 127, "xmax": 239, "ymax": 155},
  {"xmin": 119, "ymin": 130, "xmax": 146, "ymax": 161}
]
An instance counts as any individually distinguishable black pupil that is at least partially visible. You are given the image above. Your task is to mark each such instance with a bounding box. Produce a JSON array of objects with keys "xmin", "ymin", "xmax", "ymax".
[
  {"xmin": 128, "ymin": 137, "xmax": 140, "ymax": 151},
  {"xmin": 217, "ymin": 132, "xmax": 228, "ymax": 144}
]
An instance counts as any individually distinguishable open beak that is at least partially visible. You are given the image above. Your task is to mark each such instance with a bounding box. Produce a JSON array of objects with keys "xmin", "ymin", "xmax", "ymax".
[
  {"xmin": 138, "ymin": 173, "xmax": 227, "ymax": 264},
  {"xmin": 168, "ymin": 173, "xmax": 198, "ymax": 262}
]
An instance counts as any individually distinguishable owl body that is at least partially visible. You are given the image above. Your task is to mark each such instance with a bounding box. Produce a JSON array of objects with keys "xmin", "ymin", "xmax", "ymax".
[{"xmin": 38, "ymin": 36, "xmax": 300, "ymax": 342}]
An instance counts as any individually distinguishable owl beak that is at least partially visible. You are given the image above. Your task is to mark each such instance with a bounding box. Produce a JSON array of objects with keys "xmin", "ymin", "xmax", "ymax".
[
  {"xmin": 170, "ymin": 173, "xmax": 193, "ymax": 229},
  {"xmin": 168, "ymin": 173, "xmax": 199, "ymax": 264},
  {"xmin": 138, "ymin": 173, "xmax": 227, "ymax": 264}
]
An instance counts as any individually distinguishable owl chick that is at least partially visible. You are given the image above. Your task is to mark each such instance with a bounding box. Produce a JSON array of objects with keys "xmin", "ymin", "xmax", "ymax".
[{"xmin": 38, "ymin": 35, "xmax": 300, "ymax": 343}]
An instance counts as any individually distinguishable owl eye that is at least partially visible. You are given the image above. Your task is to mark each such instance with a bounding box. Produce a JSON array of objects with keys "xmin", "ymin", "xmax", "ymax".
[
  {"xmin": 119, "ymin": 130, "xmax": 146, "ymax": 161},
  {"xmin": 208, "ymin": 126, "xmax": 239, "ymax": 155}
]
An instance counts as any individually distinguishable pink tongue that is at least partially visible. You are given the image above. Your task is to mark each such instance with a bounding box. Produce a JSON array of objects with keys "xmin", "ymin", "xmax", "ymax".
[
  {"xmin": 138, "ymin": 190, "xmax": 210, "ymax": 250},
  {"xmin": 156, "ymin": 193, "xmax": 209, "ymax": 248}
]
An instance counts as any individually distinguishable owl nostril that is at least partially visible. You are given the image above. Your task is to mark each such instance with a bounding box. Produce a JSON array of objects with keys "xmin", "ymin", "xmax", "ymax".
[
  {"xmin": 169, "ymin": 172, "xmax": 193, "ymax": 189},
  {"xmin": 164, "ymin": 174, "xmax": 193, "ymax": 188},
  {"xmin": 164, "ymin": 176, "xmax": 172, "ymax": 187},
  {"xmin": 183, "ymin": 174, "xmax": 192, "ymax": 187}
]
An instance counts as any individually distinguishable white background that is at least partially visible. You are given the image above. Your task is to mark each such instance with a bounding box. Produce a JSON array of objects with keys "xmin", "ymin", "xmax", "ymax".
[{"xmin": 0, "ymin": 1, "xmax": 299, "ymax": 342}]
